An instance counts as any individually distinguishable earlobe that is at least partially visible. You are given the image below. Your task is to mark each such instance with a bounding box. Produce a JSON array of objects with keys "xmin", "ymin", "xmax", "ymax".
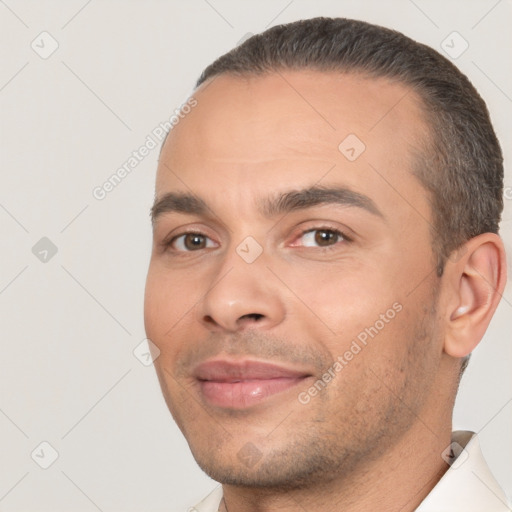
[{"xmin": 444, "ymin": 233, "xmax": 507, "ymax": 358}]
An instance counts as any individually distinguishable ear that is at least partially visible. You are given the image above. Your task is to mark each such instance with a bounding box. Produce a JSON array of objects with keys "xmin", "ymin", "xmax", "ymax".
[{"xmin": 443, "ymin": 233, "xmax": 507, "ymax": 358}]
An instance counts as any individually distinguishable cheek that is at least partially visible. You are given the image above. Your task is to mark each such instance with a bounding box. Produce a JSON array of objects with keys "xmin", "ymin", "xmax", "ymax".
[
  {"xmin": 144, "ymin": 263, "xmax": 197, "ymax": 335},
  {"xmin": 144, "ymin": 263, "xmax": 210, "ymax": 374},
  {"xmin": 144, "ymin": 268, "xmax": 167, "ymax": 338},
  {"xmin": 144, "ymin": 266, "xmax": 185, "ymax": 358},
  {"xmin": 327, "ymin": 298, "xmax": 436, "ymax": 412},
  {"xmin": 284, "ymin": 261, "xmax": 400, "ymax": 337},
  {"xmin": 281, "ymin": 260, "xmax": 424, "ymax": 382}
]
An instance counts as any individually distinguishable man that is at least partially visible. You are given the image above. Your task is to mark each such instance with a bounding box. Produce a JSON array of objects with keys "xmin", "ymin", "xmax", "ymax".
[{"xmin": 144, "ymin": 17, "xmax": 510, "ymax": 511}]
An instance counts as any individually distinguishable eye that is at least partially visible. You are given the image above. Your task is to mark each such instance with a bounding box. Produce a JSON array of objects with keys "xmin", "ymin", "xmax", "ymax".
[
  {"xmin": 171, "ymin": 233, "xmax": 217, "ymax": 251},
  {"xmin": 295, "ymin": 228, "xmax": 347, "ymax": 248}
]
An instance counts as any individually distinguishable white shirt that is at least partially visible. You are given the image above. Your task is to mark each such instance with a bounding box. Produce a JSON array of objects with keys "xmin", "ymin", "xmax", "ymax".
[{"xmin": 190, "ymin": 431, "xmax": 511, "ymax": 512}]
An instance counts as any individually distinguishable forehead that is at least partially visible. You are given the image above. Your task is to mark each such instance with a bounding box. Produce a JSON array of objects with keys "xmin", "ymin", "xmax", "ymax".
[
  {"xmin": 157, "ymin": 71, "xmax": 431, "ymax": 220},
  {"xmin": 164, "ymin": 71, "xmax": 426, "ymax": 154}
]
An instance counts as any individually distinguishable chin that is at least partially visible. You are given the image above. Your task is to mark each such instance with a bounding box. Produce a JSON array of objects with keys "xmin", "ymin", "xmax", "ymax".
[{"xmin": 190, "ymin": 438, "xmax": 352, "ymax": 491}]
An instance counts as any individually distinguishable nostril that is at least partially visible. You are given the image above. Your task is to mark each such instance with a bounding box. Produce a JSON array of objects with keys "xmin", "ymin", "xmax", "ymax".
[
  {"xmin": 202, "ymin": 315, "xmax": 217, "ymax": 326},
  {"xmin": 240, "ymin": 313, "xmax": 264, "ymax": 322}
]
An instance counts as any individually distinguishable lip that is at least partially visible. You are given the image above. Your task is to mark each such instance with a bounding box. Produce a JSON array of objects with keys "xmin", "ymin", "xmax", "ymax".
[{"xmin": 194, "ymin": 359, "xmax": 311, "ymax": 409}]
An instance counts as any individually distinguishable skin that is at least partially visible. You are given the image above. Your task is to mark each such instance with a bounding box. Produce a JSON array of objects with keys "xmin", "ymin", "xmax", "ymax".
[{"xmin": 144, "ymin": 71, "xmax": 506, "ymax": 512}]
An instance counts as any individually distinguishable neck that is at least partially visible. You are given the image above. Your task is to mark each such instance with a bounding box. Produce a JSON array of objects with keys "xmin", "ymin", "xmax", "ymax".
[{"xmin": 220, "ymin": 420, "xmax": 452, "ymax": 512}]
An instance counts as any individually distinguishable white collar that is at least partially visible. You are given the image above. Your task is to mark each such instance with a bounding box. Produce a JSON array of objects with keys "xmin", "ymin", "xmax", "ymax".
[
  {"xmin": 416, "ymin": 430, "xmax": 511, "ymax": 511},
  {"xmin": 192, "ymin": 484, "xmax": 223, "ymax": 512}
]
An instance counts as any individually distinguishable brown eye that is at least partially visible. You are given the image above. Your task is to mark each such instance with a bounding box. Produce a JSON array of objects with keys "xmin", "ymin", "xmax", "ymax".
[
  {"xmin": 314, "ymin": 230, "xmax": 340, "ymax": 246},
  {"xmin": 184, "ymin": 234, "xmax": 207, "ymax": 250},
  {"xmin": 298, "ymin": 229, "xmax": 344, "ymax": 248},
  {"xmin": 171, "ymin": 233, "xmax": 215, "ymax": 251}
]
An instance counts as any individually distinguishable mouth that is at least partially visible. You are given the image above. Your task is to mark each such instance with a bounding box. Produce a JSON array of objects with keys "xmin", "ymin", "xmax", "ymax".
[{"xmin": 194, "ymin": 359, "xmax": 312, "ymax": 410}]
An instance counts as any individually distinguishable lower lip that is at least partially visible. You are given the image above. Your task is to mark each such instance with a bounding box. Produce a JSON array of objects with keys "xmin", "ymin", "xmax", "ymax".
[{"xmin": 199, "ymin": 377, "xmax": 305, "ymax": 409}]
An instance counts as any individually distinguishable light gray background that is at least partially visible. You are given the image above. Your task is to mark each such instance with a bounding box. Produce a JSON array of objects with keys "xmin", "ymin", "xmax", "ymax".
[{"xmin": 1, "ymin": 1, "xmax": 511, "ymax": 510}]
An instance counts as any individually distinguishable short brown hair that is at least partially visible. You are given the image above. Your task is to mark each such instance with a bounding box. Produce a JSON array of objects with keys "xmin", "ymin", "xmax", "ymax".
[{"xmin": 196, "ymin": 17, "xmax": 504, "ymax": 276}]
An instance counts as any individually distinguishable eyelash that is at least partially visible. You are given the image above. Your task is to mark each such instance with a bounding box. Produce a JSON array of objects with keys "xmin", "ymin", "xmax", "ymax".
[{"xmin": 162, "ymin": 226, "xmax": 351, "ymax": 253}]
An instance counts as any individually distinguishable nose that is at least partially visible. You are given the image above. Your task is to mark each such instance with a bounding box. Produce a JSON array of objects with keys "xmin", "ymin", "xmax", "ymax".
[{"xmin": 198, "ymin": 252, "xmax": 286, "ymax": 333}]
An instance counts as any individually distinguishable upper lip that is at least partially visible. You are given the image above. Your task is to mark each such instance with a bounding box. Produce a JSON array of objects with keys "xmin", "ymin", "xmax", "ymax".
[{"xmin": 194, "ymin": 359, "xmax": 311, "ymax": 382}]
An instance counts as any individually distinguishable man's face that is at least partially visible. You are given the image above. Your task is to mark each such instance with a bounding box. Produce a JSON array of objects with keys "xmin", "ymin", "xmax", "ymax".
[{"xmin": 144, "ymin": 71, "xmax": 446, "ymax": 488}]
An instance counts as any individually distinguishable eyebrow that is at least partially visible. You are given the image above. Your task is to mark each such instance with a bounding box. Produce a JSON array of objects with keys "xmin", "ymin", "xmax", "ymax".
[
  {"xmin": 151, "ymin": 186, "xmax": 384, "ymax": 224},
  {"xmin": 260, "ymin": 186, "xmax": 384, "ymax": 218},
  {"xmin": 151, "ymin": 193, "xmax": 208, "ymax": 223}
]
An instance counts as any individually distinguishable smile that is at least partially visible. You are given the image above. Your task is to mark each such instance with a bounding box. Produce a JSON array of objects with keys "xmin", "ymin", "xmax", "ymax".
[{"xmin": 194, "ymin": 359, "xmax": 311, "ymax": 409}]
